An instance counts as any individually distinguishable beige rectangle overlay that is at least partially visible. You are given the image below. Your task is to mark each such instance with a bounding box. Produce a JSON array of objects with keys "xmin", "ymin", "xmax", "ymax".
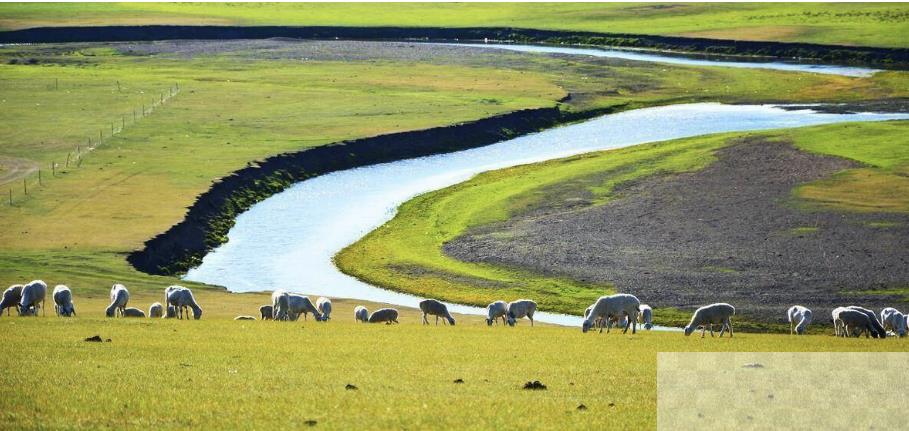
[{"xmin": 658, "ymin": 352, "xmax": 908, "ymax": 430}]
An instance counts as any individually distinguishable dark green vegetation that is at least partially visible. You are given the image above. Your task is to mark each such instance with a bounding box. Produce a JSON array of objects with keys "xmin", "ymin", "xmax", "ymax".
[
  {"xmin": 336, "ymin": 121, "xmax": 909, "ymax": 330},
  {"xmin": 2, "ymin": 3, "xmax": 909, "ymax": 48}
]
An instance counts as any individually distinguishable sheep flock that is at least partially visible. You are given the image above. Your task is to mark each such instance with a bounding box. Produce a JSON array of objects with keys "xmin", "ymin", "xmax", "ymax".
[{"xmin": 4, "ymin": 279, "xmax": 908, "ymax": 339}]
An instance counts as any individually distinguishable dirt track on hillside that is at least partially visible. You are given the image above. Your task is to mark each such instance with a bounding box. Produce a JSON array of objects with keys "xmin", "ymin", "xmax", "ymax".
[{"xmin": 444, "ymin": 139, "xmax": 909, "ymax": 323}]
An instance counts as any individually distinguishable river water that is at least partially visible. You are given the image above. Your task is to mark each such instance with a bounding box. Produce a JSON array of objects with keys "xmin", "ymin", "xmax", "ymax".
[{"xmin": 184, "ymin": 45, "xmax": 905, "ymax": 327}]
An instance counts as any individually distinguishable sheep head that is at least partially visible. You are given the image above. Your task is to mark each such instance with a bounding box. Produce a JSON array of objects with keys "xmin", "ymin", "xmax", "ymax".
[{"xmin": 684, "ymin": 325, "xmax": 695, "ymax": 336}]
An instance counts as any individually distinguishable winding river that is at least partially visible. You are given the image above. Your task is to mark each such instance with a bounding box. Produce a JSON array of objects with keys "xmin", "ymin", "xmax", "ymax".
[{"xmin": 184, "ymin": 44, "xmax": 906, "ymax": 327}]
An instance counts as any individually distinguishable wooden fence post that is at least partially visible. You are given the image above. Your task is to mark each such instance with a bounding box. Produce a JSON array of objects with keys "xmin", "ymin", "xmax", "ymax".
[
  {"xmin": 66, "ymin": 153, "xmax": 70, "ymax": 168},
  {"xmin": 8, "ymin": 189, "xmax": 11, "ymax": 206},
  {"xmin": 23, "ymin": 178, "xmax": 27, "ymax": 195},
  {"xmin": 38, "ymin": 169, "xmax": 41, "ymax": 185},
  {"xmin": 51, "ymin": 162, "xmax": 55, "ymax": 177}
]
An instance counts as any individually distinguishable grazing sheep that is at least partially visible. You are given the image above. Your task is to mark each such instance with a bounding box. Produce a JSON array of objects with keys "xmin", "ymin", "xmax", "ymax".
[
  {"xmin": 166, "ymin": 286, "xmax": 202, "ymax": 320},
  {"xmin": 846, "ymin": 306, "xmax": 886, "ymax": 338},
  {"xmin": 506, "ymin": 299, "xmax": 537, "ymax": 327},
  {"xmin": 836, "ymin": 309, "xmax": 874, "ymax": 338},
  {"xmin": 683, "ymin": 303, "xmax": 735, "ymax": 338},
  {"xmin": 19, "ymin": 280, "xmax": 48, "ymax": 317},
  {"xmin": 52, "ymin": 285, "xmax": 76, "ymax": 317},
  {"xmin": 106, "ymin": 284, "xmax": 129, "ymax": 318},
  {"xmin": 787, "ymin": 305, "xmax": 812, "ymax": 335},
  {"xmin": 583, "ymin": 305, "xmax": 605, "ymax": 330},
  {"xmin": 354, "ymin": 305, "xmax": 369, "ymax": 323},
  {"xmin": 881, "ymin": 307, "xmax": 907, "ymax": 338},
  {"xmin": 316, "ymin": 297, "xmax": 332, "ymax": 321},
  {"xmin": 638, "ymin": 304, "xmax": 654, "ymax": 330},
  {"xmin": 272, "ymin": 290, "xmax": 290, "ymax": 320},
  {"xmin": 234, "ymin": 315, "xmax": 256, "ymax": 321},
  {"xmin": 260, "ymin": 305, "xmax": 273, "ymax": 321},
  {"xmin": 1, "ymin": 284, "xmax": 23, "ymax": 316},
  {"xmin": 419, "ymin": 299, "xmax": 455, "ymax": 326},
  {"xmin": 148, "ymin": 302, "xmax": 164, "ymax": 318},
  {"xmin": 121, "ymin": 307, "xmax": 146, "ymax": 318},
  {"xmin": 582, "ymin": 294, "xmax": 640, "ymax": 334},
  {"xmin": 285, "ymin": 293, "xmax": 322, "ymax": 322},
  {"xmin": 368, "ymin": 308, "xmax": 399, "ymax": 324},
  {"xmin": 486, "ymin": 300, "xmax": 507, "ymax": 326}
]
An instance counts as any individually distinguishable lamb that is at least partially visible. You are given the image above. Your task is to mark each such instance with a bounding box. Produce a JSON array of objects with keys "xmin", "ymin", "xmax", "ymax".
[
  {"xmin": 485, "ymin": 300, "xmax": 507, "ymax": 326},
  {"xmin": 260, "ymin": 305, "xmax": 273, "ymax": 321},
  {"xmin": 316, "ymin": 297, "xmax": 332, "ymax": 321},
  {"xmin": 846, "ymin": 306, "xmax": 886, "ymax": 338},
  {"xmin": 787, "ymin": 305, "xmax": 812, "ymax": 335},
  {"xmin": 880, "ymin": 307, "xmax": 907, "ymax": 338},
  {"xmin": 583, "ymin": 294, "xmax": 639, "ymax": 334},
  {"xmin": 419, "ymin": 299, "xmax": 455, "ymax": 326},
  {"xmin": 368, "ymin": 308, "xmax": 399, "ymax": 324},
  {"xmin": 166, "ymin": 286, "xmax": 202, "ymax": 320},
  {"xmin": 583, "ymin": 305, "xmax": 605, "ymax": 330},
  {"xmin": 121, "ymin": 307, "xmax": 146, "ymax": 318},
  {"xmin": 836, "ymin": 309, "xmax": 874, "ymax": 338},
  {"xmin": 1, "ymin": 284, "xmax": 23, "ymax": 316},
  {"xmin": 506, "ymin": 299, "xmax": 537, "ymax": 327},
  {"xmin": 148, "ymin": 302, "xmax": 164, "ymax": 318},
  {"xmin": 105, "ymin": 284, "xmax": 129, "ymax": 318},
  {"xmin": 164, "ymin": 305, "xmax": 177, "ymax": 319},
  {"xmin": 52, "ymin": 285, "xmax": 76, "ymax": 317},
  {"xmin": 19, "ymin": 280, "xmax": 48, "ymax": 317},
  {"xmin": 272, "ymin": 290, "xmax": 289, "ymax": 320},
  {"xmin": 234, "ymin": 315, "xmax": 256, "ymax": 321},
  {"xmin": 831, "ymin": 307, "xmax": 850, "ymax": 336},
  {"xmin": 638, "ymin": 304, "xmax": 654, "ymax": 330},
  {"xmin": 285, "ymin": 293, "xmax": 322, "ymax": 322},
  {"xmin": 683, "ymin": 303, "xmax": 735, "ymax": 338},
  {"xmin": 354, "ymin": 305, "xmax": 369, "ymax": 323}
]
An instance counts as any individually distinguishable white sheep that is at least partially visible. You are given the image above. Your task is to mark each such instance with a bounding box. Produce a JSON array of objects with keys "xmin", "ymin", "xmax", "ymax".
[
  {"xmin": 847, "ymin": 306, "xmax": 886, "ymax": 338},
  {"xmin": 148, "ymin": 302, "xmax": 164, "ymax": 318},
  {"xmin": 106, "ymin": 284, "xmax": 129, "ymax": 318},
  {"xmin": 368, "ymin": 308, "xmax": 399, "ymax": 324},
  {"xmin": 638, "ymin": 304, "xmax": 654, "ymax": 330},
  {"xmin": 164, "ymin": 304, "xmax": 177, "ymax": 319},
  {"xmin": 419, "ymin": 299, "xmax": 455, "ymax": 326},
  {"xmin": 285, "ymin": 293, "xmax": 322, "ymax": 322},
  {"xmin": 1, "ymin": 284, "xmax": 23, "ymax": 316},
  {"xmin": 485, "ymin": 300, "xmax": 507, "ymax": 326},
  {"xmin": 354, "ymin": 305, "xmax": 369, "ymax": 323},
  {"xmin": 166, "ymin": 286, "xmax": 202, "ymax": 320},
  {"xmin": 582, "ymin": 294, "xmax": 640, "ymax": 334},
  {"xmin": 260, "ymin": 305, "xmax": 273, "ymax": 321},
  {"xmin": 234, "ymin": 315, "xmax": 256, "ymax": 321},
  {"xmin": 506, "ymin": 299, "xmax": 537, "ymax": 327},
  {"xmin": 836, "ymin": 308, "xmax": 873, "ymax": 338},
  {"xmin": 272, "ymin": 290, "xmax": 289, "ymax": 320},
  {"xmin": 683, "ymin": 303, "xmax": 735, "ymax": 338},
  {"xmin": 19, "ymin": 280, "xmax": 48, "ymax": 317},
  {"xmin": 52, "ymin": 285, "xmax": 76, "ymax": 317},
  {"xmin": 121, "ymin": 307, "xmax": 146, "ymax": 318},
  {"xmin": 583, "ymin": 304, "xmax": 605, "ymax": 330},
  {"xmin": 881, "ymin": 307, "xmax": 907, "ymax": 338},
  {"xmin": 316, "ymin": 297, "xmax": 332, "ymax": 321},
  {"xmin": 832, "ymin": 307, "xmax": 848, "ymax": 336},
  {"xmin": 787, "ymin": 305, "xmax": 812, "ymax": 335}
]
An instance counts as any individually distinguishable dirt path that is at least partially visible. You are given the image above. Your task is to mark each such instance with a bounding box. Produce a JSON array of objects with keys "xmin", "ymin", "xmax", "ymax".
[
  {"xmin": 0, "ymin": 156, "xmax": 38, "ymax": 186},
  {"xmin": 445, "ymin": 139, "xmax": 909, "ymax": 323}
]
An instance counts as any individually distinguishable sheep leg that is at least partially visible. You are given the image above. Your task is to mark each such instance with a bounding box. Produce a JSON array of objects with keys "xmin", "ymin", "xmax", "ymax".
[
  {"xmin": 727, "ymin": 319, "xmax": 733, "ymax": 337},
  {"xmin": 422, "ymin": 313, "xmax": 428, "ymax": 325},
  {"xmin": 436, "ymin": 315, "xmax": 440, "ymax": 326},
  {"xmin": 530, "ymin": 315, "xmax": 534, "ymax": 327},
  {"xmin": 709, "ymin": 324, "xmax": 715, "ymax": 337},
  {"xmin": 719, "ymin": 322, "xmax": 726, "ymax": 338}
]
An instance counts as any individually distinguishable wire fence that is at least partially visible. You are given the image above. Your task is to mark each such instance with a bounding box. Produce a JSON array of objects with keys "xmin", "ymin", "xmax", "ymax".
[{"xmin": 5, "ymin": 81, "xmax": 182, "ymax": 207}]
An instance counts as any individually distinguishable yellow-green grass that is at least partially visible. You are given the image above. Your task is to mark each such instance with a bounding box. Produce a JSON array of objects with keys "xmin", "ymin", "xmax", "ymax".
[
  {"xmin": 2, "ymin": 3, "xmax": 909, "ymax": 48},
  {"xmin": 2, "ymin": 306, "xmax": 907, "ymax": 429},
  {"xmin": 336, "ymin": 121, "xmax": 909, "ymax": 327},
  {"xmin": 3, "ymin": 43, "xmax": 907, "ymax": 300}
]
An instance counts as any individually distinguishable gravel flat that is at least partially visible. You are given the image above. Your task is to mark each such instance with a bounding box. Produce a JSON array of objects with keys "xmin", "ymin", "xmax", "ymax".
[{"xmin": 444, "ymin": 138, "xmax": 909, "ymax": 322}]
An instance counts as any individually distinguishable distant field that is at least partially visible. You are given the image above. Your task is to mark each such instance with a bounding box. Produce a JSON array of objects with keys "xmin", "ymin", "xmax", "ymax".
[
  {"xmin": 335, "ymin": 121, "xmax": 909, "ymax": 329},
  {"xmin": 1, "ymin": 3, "xmax": 909, "ymax": 48},
  {"xmin": 2, "ymin": 296, "xmax": 907, "ymax": 429},
  {"xmin": 4, "ymin": 41, "xmax": 906, "ymax": 299}
]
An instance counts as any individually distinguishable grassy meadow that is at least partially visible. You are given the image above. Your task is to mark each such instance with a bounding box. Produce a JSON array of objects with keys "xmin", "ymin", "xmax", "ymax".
[
  {"xmin": 2, "ymin": 3, "xmax": 909, "ymax": 48},
  {"xmin": 336, "ymin": 120, "xmax": 909, "ymax": 327},
  {"xmin": 3, "ymin": 297, "xmax": 908, "ymax": 429}
]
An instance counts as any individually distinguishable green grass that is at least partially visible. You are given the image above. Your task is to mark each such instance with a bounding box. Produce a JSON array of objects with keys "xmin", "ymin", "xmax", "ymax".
[
  {"xmin": 2, "ymin": 3, "xmax": 909, "ymax": 48},
  {"xmin": 2, "ymin": 301, "xmax": 907, "ymax": 429},
  {"xmin": 336, "ymin": 121, "xmax": 909, "ymax": 327},
  {"xmin": 3, "ymin": 42, "xmax": 907, "ymax": 297}
]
